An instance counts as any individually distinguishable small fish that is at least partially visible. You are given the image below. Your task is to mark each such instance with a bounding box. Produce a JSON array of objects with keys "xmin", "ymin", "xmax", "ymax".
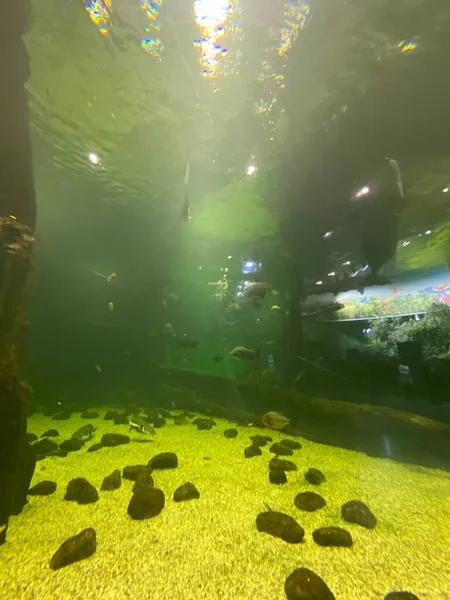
[
  {"xmin": 72, "ymin": 424, "xmax": 96, "ymax": 441},
  {"xmin": 95, "ymin": 364, "xmax": 102, "ymax": 372},
  {"xmin": 261, "ymin": 411, "xmax": 290, "ymax": 431},
  {"xmin": 107, "ymin": 272, "xmax": 117, "ymax": 282},
  {"xmin": 230, "ymin": 346, "xmax": 260, "ymax": 360},
  {"xmin": 181, "ymin": 193, "xmax": 191, "ymax": 222},
  {"xmin": 213, "ymin": 353, "xmax": 224, "ymax": 363},
  {"xmin": 178, "ymin": 335, "xmax": 199, "ymax": 349},
  {"xmin": 243, "ymin": 281, "xmax": 272, "ymax": 299},
  {"xmin": 108, "ymin": 302, "xmax": 114, "ymax": 311},
  {"xmin": 271, "ymin": 305, "xmax": 281, "ymax": 311},
  {"xmin": 128, "ymin": 417, "xmax": 155, "ymax": 435}
]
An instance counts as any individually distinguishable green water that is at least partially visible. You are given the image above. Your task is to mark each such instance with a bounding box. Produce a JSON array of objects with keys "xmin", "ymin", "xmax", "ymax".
[{"xmin": 4, "ymin": 1, "xmax": 450, "ymax": 598}]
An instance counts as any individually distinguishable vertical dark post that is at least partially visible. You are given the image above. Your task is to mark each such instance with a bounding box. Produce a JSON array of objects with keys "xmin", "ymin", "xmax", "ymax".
[{"xmin": 0, "ymin": 0, "xmax": 37, "ymax": 544}]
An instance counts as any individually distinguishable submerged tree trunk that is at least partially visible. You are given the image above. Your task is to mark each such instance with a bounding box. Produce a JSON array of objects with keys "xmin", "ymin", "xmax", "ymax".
[{"xmin": 0, "ymin": 0, "xmax": 36, "ymax": 544}]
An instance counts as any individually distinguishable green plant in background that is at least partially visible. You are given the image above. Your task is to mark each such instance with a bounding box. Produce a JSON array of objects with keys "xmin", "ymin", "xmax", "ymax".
[
  {"xmin": 366, "ymin": 303, "xmax": 450, "ymax": 359},
  {"xmin": 338, "ymin": 291, "xmax": 435, "ymax": 320}
]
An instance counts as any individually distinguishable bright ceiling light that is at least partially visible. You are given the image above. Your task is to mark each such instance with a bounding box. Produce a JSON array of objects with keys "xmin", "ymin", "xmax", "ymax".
[
  {"xmin": 328, "ymin": 272, "xmax": 335, "ymax": 277},
  {"xmin": 88, "ymin": 152, "xmax": 100, "ymax": 165},
  {"xmin": 246, "ymin": 164, "xmax": 257, "ymax": 176},
  {"xmin": 402, "ymin": 241, "xmax": 410, "ymax": 247},
  {"xmin": 425, "ymin": 230, "xmax": 432, "ymax": 235},
  {"xmin": 316, "ymin": 281, "xmax": 323, "ymax": 285},
  {"xmin": 355, "ymin": 185, "xmax": 370, "ymax": 198},
  {"xmin": 443, "ymin": 187, "xmax": 449, "ymax": 193}
]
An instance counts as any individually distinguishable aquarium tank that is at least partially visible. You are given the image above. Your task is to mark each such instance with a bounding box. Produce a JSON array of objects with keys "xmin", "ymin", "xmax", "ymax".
[{"xmin": 1, "ymin": 1, "xmax": 450, "ymax": 599}]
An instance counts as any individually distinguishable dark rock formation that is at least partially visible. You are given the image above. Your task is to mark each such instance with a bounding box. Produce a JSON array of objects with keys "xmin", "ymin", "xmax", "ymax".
[
  {"xmin": 341, "ymin": 500, "xmax": 377, "ymax": 529},
  {"xmin": 64, "ymin": 478, "xmax": 99, "ymax": 505},
  {"xmin": 87, "ymin": 443, "xmax": 103, "ymax": 453},
  {"xmin": 132, "ymin": 468, "xmax": 154, "ymax": 494},
  {"xmin": 101, "ymin": 433, "xmax": 130, "ymax": 447},
  {"xmin": 313, "ymin": 527, "xmax": 353, "ymax": 547},
  {"xmin": 101, "ymin": 470, "xmax": 121, "ymax": 491},
  {"xmin": 149, "ymin": 452, "xmax": 178, "ymax": 470},
  {"xmin": 152, "ymin": 417, "xmax": 166, "ymax": 428},
  {"xmin": 269, "ymin": 458, "xmax": 297, "ymax": 472},
  {"xmin": 41, "ymin": 429, "xmax": 59, "ymax": 438},
  {"xmin": 51, "ymin": 412, "xmax": 71, "ymax": 421},
  {"xmin": 127, "ymin": 487, "xmax": 165, "ymax": 519},
  {"xmin": 269, "ymin": 468, "xmax": 287, "ymax": 485},
  {"xmin": 285, "ymin": 567, "xmax": 335, "ymax": 600},
  {"xmin": 32, "ymin": 438, "xmax": 58, "ymax": 455},
  {"xmin": 256, "ymin": 511, "xmax": 304, "ymax": 543},
  {"xmin": 294, "ymin": 491, "xmax": 326, "ymax": 512},
  {"xmin": 305, "ymin": 468, "xmax": 326, "ymax": 485},
  {"xmin": 280, "ymin": 439, "xmax": 302, "ymax": 450},
  {"xmin": 104, "ymin": 410, "xmax": 118, "ymax": 420},
  {"xmin": 244, "ymin": 444, "xmax": 262, "ymax": 458},
  {"xmin": 196, "ymin": 418, "xmax": 215, "ymax": 430},
  {"xmin": 55, "ymin": 448, "xmax": 68, "ymax": 458},
  {"xmin": 174, "ymin": 482, "xmax": 200, "ymax": 502},
  {"xmin": 122, "ymin": 465, "xmax": 146, "ymax": 481},
  {"xmin": 250, "ymin": 435, "xmax": 272, "ymax": 447},
  {"xmin": 81, "ymin": 411, "xmax": 99, "ymax": 419},
  {"xmin": 384, "ymin": 593, "xmax": 420, "ymax": 600},
  {"xmin": 28, "ymin": 481, "xmax": 57, "ymax": 496},
  {"xmin": 59, "ymin": 439, "xmax": 85, "ymax": 452},
  {"xmin": 49, "ymin": 528, "xmax": 96, "ymax": 570},
  {"xmin": 224, "ymin": 428, "xmax": 238, "ymax": 438},
  {"xmin": 113, "ymin": 413, "xmax": 129, "ymax": 425},
  {"xmin": 26, "ymin": 433, "xmax": 38, "ymax": 443},
  {"xmin": 269, "ymin": 443, "xmax": 293, "ymax": 456}
]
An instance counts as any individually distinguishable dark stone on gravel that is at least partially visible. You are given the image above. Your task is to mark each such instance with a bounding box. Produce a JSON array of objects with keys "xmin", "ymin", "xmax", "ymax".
[
  {"xmin": 123, "ymin": 465, "xmax": 146, "ymax": 481},
  {"xmin": 250, "ymin": 435, "xmax": 272, "ymax": 447},
  {"xmin": 36, "ymin": 454, "xmax": 45, "ymax": 461},
  {"xmin": 159, "ymin": 409, "xmax": 171, "ymax": 418},
  {"xmin": 341, "ymin": 500, "xmax": 377, "ymax": 529},
  {"xmin": 59, "ymin": 438, "xmax": 85, "ymax": 452},
  {"xmin": 173, "ymin": 415, "xmax": 187, "ymax": 425},
  {"xmin": 269, "ymin": 443, "xmax": 293, "ymax": 456},
  {"xmin": 87, "ymin": 443, "xmax": 103, "ymax": 453},
  {"xmin": 52, "ymin": 412, "xmax": 71, "ymax": 421},
  {"xmin": 149, "ymin": 452, "xmax": 178, "ymax": 470},
  {"xmin": 41, "ymin": 429, "xmax": 59, "ymax": 438},
  {"xmin": 256, "ymin": 511, "xmax": 304, "ymax": 544},
  {"xmin": 269, "ymin": 468, "xmax": 287, "ymax": 485},
  {"xmin": 55, "ymin": 448, "xmax": 68, "ymax": 457},
  {"xmin": 104, "ymin": 410, "xmax": 118, "ymax": 420},
  {"xmin": 294, "ymin": 491, "xmax": 326, "ymax": 512},
  {"xmin": 285, "ymin": 567, "xmax": 335, "ymax": 600},
  {"xmin": 113, "ymin": 413, "xmax": 129, "ymax": 425},
  {"xmin": 305, "ymin": 468, "xmax": 326, "ymax": 485},
  {"xmin": 384, "ymin": 593, "xmax": 420, "ymax": 600},
  {"xmin": 127, "ymin": 487, "xmax": 165, "ymax": 519},
  {"xmin": 269, "ymin": 458, "xmax": 297, "ymax": 472},
  {"xmin": 50, "ymin": 528, "xmax": 96, "ymax": 570},
  {"xmin": 43, "ymin": 409, "xmax": 56, "ymax": 417},
  {"xmin": 27, "ymin": 433, "xmax": 38, "ymax": 443},
  {"xmin": 280, "ymin": 439, "xmax": 302, "ymax": 450},
  {"xmin": 132, "ymin": 468, "xmax": 154, "ymax": 494},
  {"xmin": 64, "ymin": 478, "xmax": 99, "ymax": 505},
  {"xmin": 101, "ymin": 433, "xmax": 130, "ymax": 447},
  {"xmin": 152, "ymin": 417, "xmax": 166, "ymax": 428},
  {"xmin": 313, "ymin": 527, "xmax": 353, "ymax": 547},
  {"xmin": 245, "ymin": 444, "xmax": 262, "ymax": 458},
  {"xmin": 174, "ymin": 482, "xmax": 200, "ymax": 502},
  {"xmin": 81, "ymin": 411, "xmax": 99, "ymax": 419},
  {"xmin": 28, "ymin": 481, "xmax": 57, "ymax": 496},
  {"xmin": 101, "ymin": 470, "xmax": 121, "ymax": 491},
  {"xmin": 32, "ymin": 439, "xmax": 59, "ymax": 455},
  {"xmin": 196, "ymin": 418, "xmax": 216, "ymax": 430},
  {"xmin": 224, "ymin": 428, "xmax": 238, "ymax": 438}
]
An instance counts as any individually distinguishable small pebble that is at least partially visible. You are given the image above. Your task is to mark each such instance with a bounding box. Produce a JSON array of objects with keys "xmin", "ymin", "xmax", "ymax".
[
  {"xmin": 341, "ymin": 500, "xmax": 377, "ymax": 529},
  {"xmin": 64, "ymin": 478, "xmax": 99, "ymax": 505},
  {"xmin": 113, "ymin": 414, "xmax": 129, "ymax": 425},
  {"xmin": 52, "ymin": 412, "xmax": 71, "ymax": 421},
  {"xmin": 224, "ymin": 429, "xmax": 238, "ymax": 438},
  {"xmin": 104, "ymin": 410, "xmax": 118, "ymax": 420},
  {"xmin": 285, "ymin": 567, "xmax": 335, "ymax": 600},
  {"xmin": 312, "ymin": 527, "xmax": 352, "ymax": 547},
  {"xmin": 132, "ymin": 468, "xmax": 154, "ymax": 494},
  {"xmin": 305, "ymin": 468, "xmax": 326, "ymax": 485},
  {"xmin": 149, "ymin": 452, "xmax": 178, "ymax": 470},
  {"xmin": 27, "ymin": 433, "xmax": 38, "ymax": 443},
  {"xmin": 244, "ymin": 444, "xmax": 262, "ymax": 458},
  {"xmin": 250, "ymin": 435, "xmax": 272, "ymax": 447},
  {"xmin": 87, "ymin": 443, "xmax": 103, "ymax": 453},
  {"xmin": 123, "ymin": 465, "xmax": 146, "ymax": 481},
  {"xmin": 280, "ymin": 439, "xmax": 302, "ymax": 450},
  {"xmin": 269, "ymin": 443, "xmax": 293, "ymax": 456},
  {"xmin": 101, "ymin": 433, "xmax": 130, "ymax": 447},
  {"xmin": 152, "ymin": 417, "xmax": 166, "ymax": 428},
  {"xmin": 269, "ymin": 458, "xmax": 297, "ymax": 472},
  {"xmin": 49, "ymin": 528, "xmax": 96, "ymax": 570},
  {"xmin": 41, "ymin": 429, "xmax": 59, "ymax": 438},
  {"xmin": 256, "ymin": 511, "xmax": 304, "ymax": 544},
  {"xmin": 294, "ymin": 491, "xmax": 326, "ymax": 512},
  {"xmin": 384, "ymin": 593, "xmax": 420, "ymax": 600},
  {"xmin": 28, "ymin": 481, "xmax": 57, "ymax": 496},
  {"xmin": 174, "ymin": 482, "xmax": 200, "ymax": 502},
  {"xmin": 127, "ymin": 487, "xmax": 165, "ymax": 520},
  {"xmin": 269, "ymin": 468, "xmax": 287, "ymax": 485},
  {"xmin": 101, "ymin": 470, "xmax": 121, "ymax": 491},
  {"xmin": 81, "ymin": 411, "xmax": 99, "ymax": 419},
  {"xmin": 59, "ymin": 438, "xmax": 85, "ymax": 452}
]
